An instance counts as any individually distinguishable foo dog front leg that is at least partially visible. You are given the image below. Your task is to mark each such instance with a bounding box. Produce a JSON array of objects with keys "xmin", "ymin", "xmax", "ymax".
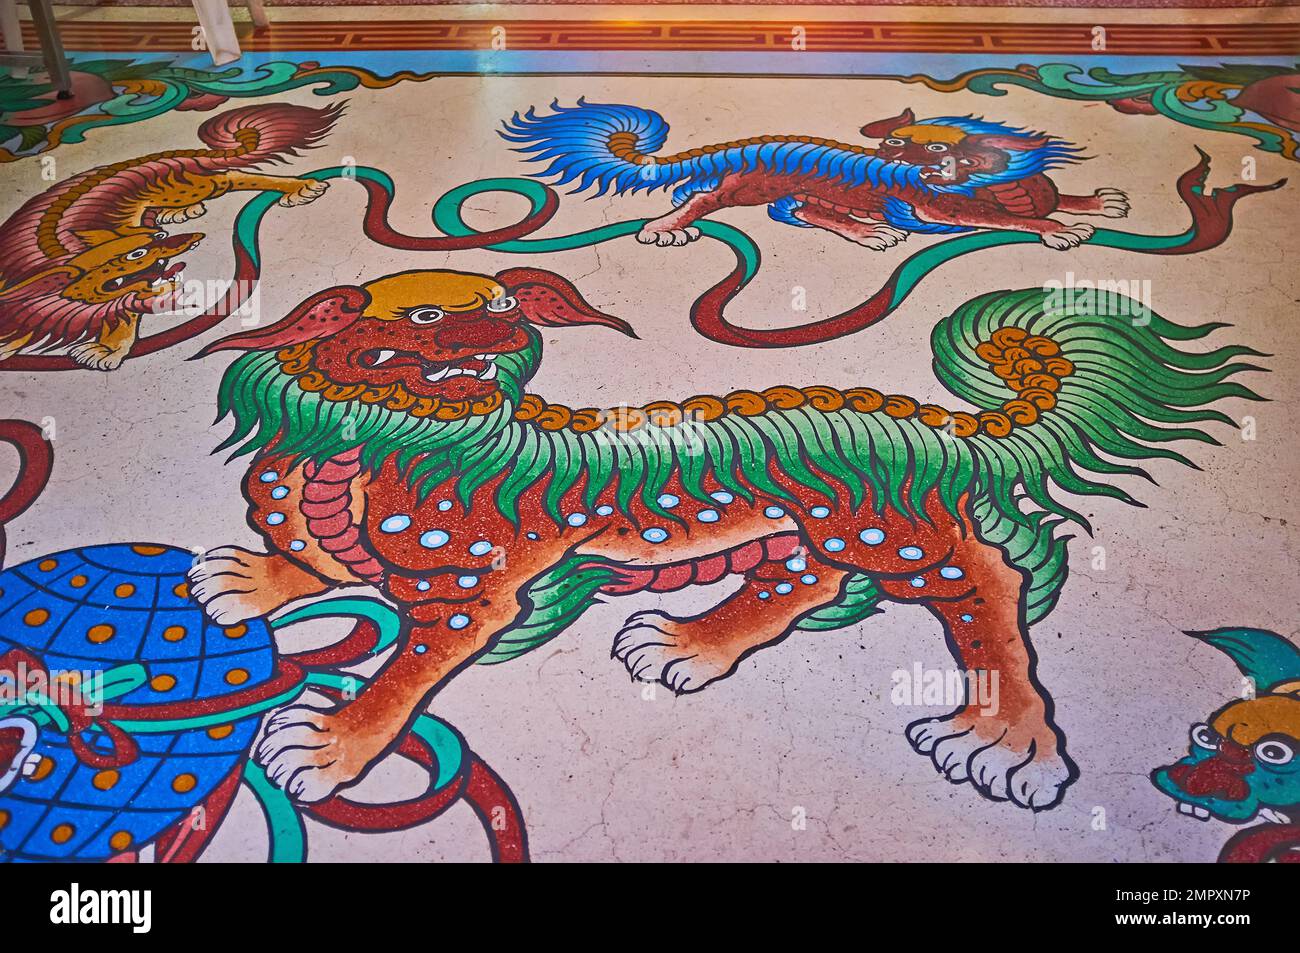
[
  {"xmin": 68, "ymin": 313, "xmax": 140, "ymax": 371},
  {"xmin": 915, "ymin": 195, "xmax": 1095, "ymax": 250},
  {"xmin": 219, "ymin": 171, "xmax": 330, "ymax": 208},
  {"xmin": 256, "ymin": 574, "xmax": 522, "ymax": 803},
  {"xmin": 793, "ymin": 204, "xmax": 908, "ymax": 250},
  {"xmin": 255, "ymin": 615, "xmax": 494, "ymax": 802},
  {"xmin": 188, "ymin": 547, "xmax": 330, "ymax": 624}
]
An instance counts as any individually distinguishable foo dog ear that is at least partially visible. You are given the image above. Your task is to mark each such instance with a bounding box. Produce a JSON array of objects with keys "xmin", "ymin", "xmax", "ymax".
[
  {"xmin": 1185, "ymin": 628, "xmax": 1300, "ymax": 690},
  {"xmin": 860, "ymin": 109, "xmax": 915, "ymax": 139},
  {"xmin": 496, "ymin": 267, "xmax": 636, "ymax": 338},
  {"xmin": 964, "ymin": 133, "xmax": 1050, "ymax": 152},
  {"xmin": 72, "ymin": 229, "xmax": 125, "ymax": 247},
  {"xmin": 198, "ymin": 285, "xmax": 371, "ymax": 355}
]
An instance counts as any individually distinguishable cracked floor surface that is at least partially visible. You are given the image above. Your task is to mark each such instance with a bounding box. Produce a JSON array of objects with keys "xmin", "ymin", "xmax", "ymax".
[{"xmin": 0, "ymin": 4, "xmax": 1297, "ymax": 863}]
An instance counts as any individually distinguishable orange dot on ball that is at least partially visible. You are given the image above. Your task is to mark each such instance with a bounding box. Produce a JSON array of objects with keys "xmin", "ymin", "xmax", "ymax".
[
  {"xmin": 87, "ymin": 624, "xmax": 115, "ymax": 644},
  {"xmin": 109, "ymin": 830, "xmax": 133, "ymax": 851}
]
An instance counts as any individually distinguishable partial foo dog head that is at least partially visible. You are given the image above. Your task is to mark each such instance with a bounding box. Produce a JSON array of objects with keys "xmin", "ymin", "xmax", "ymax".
[
  {"xmin": 0, "ymin": 228, "xmax": 199, "ymax": 338},
  {"xmin": 1151, "ymin": 628, "xmax": 1300, "ymax": 826},
  {"xmin": 859, "ymin": 108, "xmax": 1080, "ymax": 185},
  {"xmin": 201, "ymin": 268, "xmax": 632, "ymax": 418}
]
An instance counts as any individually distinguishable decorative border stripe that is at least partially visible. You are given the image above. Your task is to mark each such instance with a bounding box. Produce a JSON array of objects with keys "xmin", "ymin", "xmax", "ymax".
[{"xmin": 23, "ymin": 19, "xmax": 1300, "ymax": 55}]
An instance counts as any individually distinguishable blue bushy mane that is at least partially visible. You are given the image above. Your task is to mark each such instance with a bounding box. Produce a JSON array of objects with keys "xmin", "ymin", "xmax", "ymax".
[
  {"xmin": 502, "ymin": 100, "xmax": 931, "ymax": 199},
  {"xmin": 910, "ymin": 116, "xmax": 1084, "ymax": 190},
  {"xmin": 500, "ymin": 101, "xmax": 1083, "ymax": 208}
]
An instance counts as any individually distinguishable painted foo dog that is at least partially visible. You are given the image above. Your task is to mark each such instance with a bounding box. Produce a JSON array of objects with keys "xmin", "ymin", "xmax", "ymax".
[{"xmin": 190, "ymin": 267, "xmax": 1258, "ymax": 812}]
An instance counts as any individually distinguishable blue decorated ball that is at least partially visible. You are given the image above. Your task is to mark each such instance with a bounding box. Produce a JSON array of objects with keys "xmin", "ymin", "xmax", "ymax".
[{"xmin": 0, "ymin": 544, "xmax": 275, "ymax": 862}]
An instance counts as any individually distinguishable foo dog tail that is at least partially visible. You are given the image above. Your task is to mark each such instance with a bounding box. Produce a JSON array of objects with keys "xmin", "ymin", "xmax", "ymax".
[
  {"xmin": 933, "ymin": 288, "xmax": 1265, "ymax": 622},
  {"xmin": 189, "ymin": 101, "xmax": 342, "ymax": 170}
]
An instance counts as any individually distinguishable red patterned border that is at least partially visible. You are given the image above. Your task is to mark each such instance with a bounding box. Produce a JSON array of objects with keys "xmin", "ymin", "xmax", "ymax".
[{"xmin": 24, "ymin": 19, "xmax": 1300, "ymax": 55}]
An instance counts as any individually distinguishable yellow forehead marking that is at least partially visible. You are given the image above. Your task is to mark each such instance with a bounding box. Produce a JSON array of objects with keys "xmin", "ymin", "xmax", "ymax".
[
  {"xmin": 1212, "ymin": 695, "xmax": 1300, "ymax": 745},
  {"xmin": 892, "ymin": 124, "xmax": 966, "ymax": 145},
  {"xmin": 68, "ymin": 235, "xmax": 151, "ymax": 269},
  {"xmin": 362, "ymin": 270, "xmax": 502, "ymax": 320}
]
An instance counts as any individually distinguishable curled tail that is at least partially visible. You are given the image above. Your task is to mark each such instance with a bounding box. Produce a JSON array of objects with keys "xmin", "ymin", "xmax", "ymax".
[
  {"xmin": 194, "ymin": 102, "xmax": 344, "ymax": 170},
  {"xmin": 933, "ymin": 287, "xmax": 1266, "ymax": 622},
  {"xmin": 0, "ymin": 420, "xmax": 53, "ymax": 568},
  {"xmin": 501, "ymin": 100, "xmax": 683, "ymax": 197},
  {"xmin": 14, "ymin": 102, "xmax": 343, "ymax": 269},
  {"xmin": 501, "ymin": 99, "xmax": 925, "ymax": 205}
]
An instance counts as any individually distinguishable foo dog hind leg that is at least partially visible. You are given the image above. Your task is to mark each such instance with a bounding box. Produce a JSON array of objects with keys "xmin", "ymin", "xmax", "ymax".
[
  {"xmin": 878, "ymin": 532, "xmax": 1076, "ymax": 811},
  {"xmin": 637, "ymin": 172, "xmax": 789, "ymax": 247},
  {"xmin": 613, "ymin": 549, "xmax": 850, "ymax": 693}
]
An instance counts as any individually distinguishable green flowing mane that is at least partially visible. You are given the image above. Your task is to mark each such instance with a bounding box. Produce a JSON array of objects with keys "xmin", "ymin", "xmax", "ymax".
[{"xmin": 215, "ymin": 287, "xmax": 1263, "ymax": 627}]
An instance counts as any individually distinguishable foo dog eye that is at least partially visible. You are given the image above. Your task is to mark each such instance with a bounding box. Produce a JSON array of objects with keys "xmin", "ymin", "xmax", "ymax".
[
  {"xmin": 408, "ymin": 307, "xmax": 445, "ymax": 325},
  {"xmin": 124, "ymin": 248, "xmax": 149, "ymax": 261},
  {"xmin": 884, "ymin": 138, "xmax": 905, "ymax": 146},
  {"xmin": 1254, "ymin": 737, "xmax": 1294, "ymax": 765},
  {"xmin": 153, "ymin": 231, "xmax": 168, "ymax": 240},
  {"xmin": 487, "ymin": 295, "xmax": 518, "ymax": 313},
  {"xmin": 1190, "ymin": 724, "xmax": 1218, "ymax": 750},
  {"xmin": 926, "ymin": 143, "xmax": 949, "ymax": 153}
]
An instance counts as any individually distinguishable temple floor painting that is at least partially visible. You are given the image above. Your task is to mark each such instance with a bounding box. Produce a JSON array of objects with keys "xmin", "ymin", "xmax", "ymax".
[{"xmin": 0, "ymin": 3, "xmax": 1298, "ymax": 865}]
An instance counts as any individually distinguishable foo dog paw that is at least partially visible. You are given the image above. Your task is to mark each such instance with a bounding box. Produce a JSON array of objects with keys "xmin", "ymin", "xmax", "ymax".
[
  {"xmin": 1040, "ymin": 222, "xmax": 1095, "ymax": 250},
  {"xmin": 68, "ymin": 341, "xmax": 129, "ymax": 371},
  {"xmin": 188, "ymin": 547, "xmax": 286, "ymax": 624},
  {"xmin": 612, "ymin": 610, "xmax": 734, "ymax": 694},
  {"xmin": 850, "ymin": 224, "xmax": 909, "ymax": 251},
  {"xmin": 1094, "ymin": 188, "xmax": 1130, "ymax": 218},
  {"xmin": 906, "ymin": 709, "xmax": 1076, "ymax": 811},
  {"xmin": 280, "ymin": 179, "xmax": 330, "ymax": 207},
  {"xmin": 156, "ymin": 203, "xmax": 207, "ymax": 225},
  {"xmin": 255, "ymin": 705, "xmax": 378, "ymax": 803},
  {"xmin": 635, "ymin": 225, "xmax": 701, "ymax": 247}
]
